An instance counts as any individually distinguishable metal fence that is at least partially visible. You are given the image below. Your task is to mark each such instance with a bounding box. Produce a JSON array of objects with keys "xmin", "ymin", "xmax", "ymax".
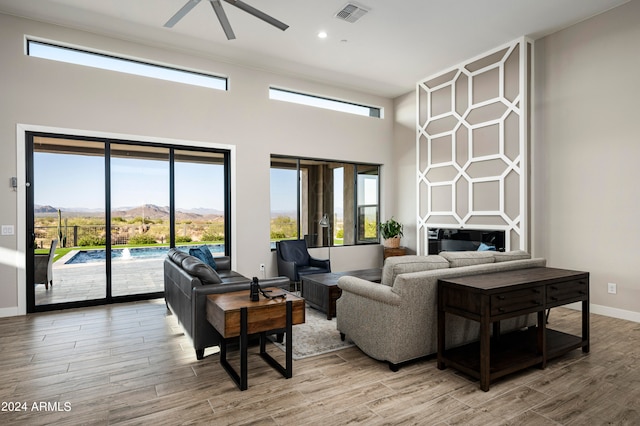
[{"xmin": 34, "ymin": 224, "xmax": 224, "ymax": 249}]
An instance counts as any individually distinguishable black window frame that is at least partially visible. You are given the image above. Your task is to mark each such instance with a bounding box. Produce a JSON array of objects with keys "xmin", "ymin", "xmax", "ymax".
[
  {"xmin": 270, "ymin": 155, "xmax": 381, "ymax": 249},
  {"xmin": 26, "ymin": 131, "xmax": 231, "ymax": 313}
]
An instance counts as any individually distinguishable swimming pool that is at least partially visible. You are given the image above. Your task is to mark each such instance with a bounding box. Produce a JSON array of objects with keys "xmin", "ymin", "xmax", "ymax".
[{"xmin": 65, "ymin": 245, "xmax": 224, "ymax": 265}]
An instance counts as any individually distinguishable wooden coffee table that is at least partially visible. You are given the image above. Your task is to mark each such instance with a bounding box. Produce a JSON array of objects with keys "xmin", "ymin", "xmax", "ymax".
[
  {"xmin": 302, "ymin": 269, "xmax": 382, "ymax": 319},
  {"xmin": 206, "ymin": 288, "xmax": 305, "ymax": 390}
]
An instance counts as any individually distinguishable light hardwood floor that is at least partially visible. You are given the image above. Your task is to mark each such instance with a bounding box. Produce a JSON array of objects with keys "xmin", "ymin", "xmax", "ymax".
[{"xmin": 1, "ymin": 300, "xmax": 638, "ymax": 425}]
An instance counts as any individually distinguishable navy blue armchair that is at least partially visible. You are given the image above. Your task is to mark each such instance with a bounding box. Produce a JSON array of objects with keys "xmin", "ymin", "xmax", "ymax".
[{"xmin": 276, "ymin": 240, "xmax": 331, "ymax": 289}]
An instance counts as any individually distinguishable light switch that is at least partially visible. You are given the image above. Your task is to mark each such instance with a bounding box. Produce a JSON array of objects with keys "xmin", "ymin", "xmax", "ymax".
[{"xmin": 1, "ymin": 225, "xmax": 14, "ymax": 236}]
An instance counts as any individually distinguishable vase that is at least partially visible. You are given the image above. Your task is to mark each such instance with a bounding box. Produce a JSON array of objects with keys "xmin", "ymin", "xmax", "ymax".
[{"xmin": 383, "ymin": 236, "xmax": 400, "ymax": 248}]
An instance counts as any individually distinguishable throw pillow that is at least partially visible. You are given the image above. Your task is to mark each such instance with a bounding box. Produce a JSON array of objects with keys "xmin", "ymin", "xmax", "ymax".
[
  {"xmin": 181, "ymin": 255, "xmax": 222, "ymax": 284},
  {"xmin": 189, "ymin": 246, "xmax": 217, "ymax": 270},
  {"xmin": 439, "ymin": 251, "xmax": 495, "ymax": 268},
  {"xmin": 477, "ymin": 242, "xmax": 497, "ymax": 251}
]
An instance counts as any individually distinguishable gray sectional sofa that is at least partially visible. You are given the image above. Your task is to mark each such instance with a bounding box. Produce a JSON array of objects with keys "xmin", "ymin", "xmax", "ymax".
[
  {"xmin": 336, "ymin": 250, "xmax": 546, "ymax": 370},
  {"xmin": 163, "ymin": 248, "xmax": 290, "ymax": 359}
]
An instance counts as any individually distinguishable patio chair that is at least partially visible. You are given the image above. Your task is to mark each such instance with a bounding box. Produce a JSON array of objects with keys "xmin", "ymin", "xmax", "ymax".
[{"xmin": 34, "ymin": 239, "xmax": 57, "ymax": 290}]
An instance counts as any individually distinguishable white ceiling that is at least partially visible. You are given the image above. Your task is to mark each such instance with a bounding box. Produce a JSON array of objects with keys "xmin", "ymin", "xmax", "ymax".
[{"xmin": 0, "ymin": 0, "xmax": 629, "ymax": 98}]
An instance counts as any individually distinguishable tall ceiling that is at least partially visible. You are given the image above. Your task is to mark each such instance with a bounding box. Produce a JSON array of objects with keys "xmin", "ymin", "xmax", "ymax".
[{"xmin": 0, "ymin": 0, "xmax": 629, "ymax": 98}]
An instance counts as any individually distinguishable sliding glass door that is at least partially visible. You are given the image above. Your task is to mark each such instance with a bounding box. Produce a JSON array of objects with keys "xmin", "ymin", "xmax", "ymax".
[
  {"xmin": 26, "ymin": 133, "xmax": 230, "ymax": 312},
  {"xmin": 110, "ymin": 144, "xmax": 170, "ymax": 298},
  {"xmin": 30, "ymin": 137, "xmax": 107, "ymax": 306},
  {"xmin": 174, "ymin": 149, "xmax": 228, "ymax": 258}
]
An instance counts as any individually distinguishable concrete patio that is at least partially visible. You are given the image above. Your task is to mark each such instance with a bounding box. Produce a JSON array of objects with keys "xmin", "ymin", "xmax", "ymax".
[{"xmin": 34, "ymin": 256, "xmax": 165, "ymax": 306}]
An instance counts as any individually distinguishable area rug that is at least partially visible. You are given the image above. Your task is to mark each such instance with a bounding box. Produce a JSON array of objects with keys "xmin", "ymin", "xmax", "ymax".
[{"xmin": 269, "ymin": 305, "xmax": 354, "ymax": 360}]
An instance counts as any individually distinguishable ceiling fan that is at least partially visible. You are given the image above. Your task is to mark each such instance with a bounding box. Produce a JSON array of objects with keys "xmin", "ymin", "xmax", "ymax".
[{"xmin": 164, "ymin": 0, "xmax": 289, "ymax": 40}]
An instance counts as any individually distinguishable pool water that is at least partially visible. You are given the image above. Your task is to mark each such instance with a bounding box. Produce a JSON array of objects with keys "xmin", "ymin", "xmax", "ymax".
[{"xmin": 65, "ymin": 245, "xmax": 224, "ymax": 265}]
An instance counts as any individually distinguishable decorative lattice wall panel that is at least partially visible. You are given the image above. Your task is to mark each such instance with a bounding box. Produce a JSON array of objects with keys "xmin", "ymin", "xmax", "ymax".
[{"xmin": 417, "ymin": 38, "xmax": 532, "ymax": 254}]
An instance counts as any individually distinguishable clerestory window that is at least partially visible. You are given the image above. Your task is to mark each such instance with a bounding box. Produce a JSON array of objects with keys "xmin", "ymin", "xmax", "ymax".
[
  {"xmin": 26, "ymin": 39, "xmax": 228, "ymax": 91},
  {"xmin": 269, "ymin": 87, "xmax": 381, "ymax": 118}
]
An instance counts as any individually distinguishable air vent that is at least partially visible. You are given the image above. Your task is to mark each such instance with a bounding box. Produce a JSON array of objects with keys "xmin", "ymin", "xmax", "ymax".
[{"xmin": 335, "ymin": 2, "xmax": 370, "ymax": 23}]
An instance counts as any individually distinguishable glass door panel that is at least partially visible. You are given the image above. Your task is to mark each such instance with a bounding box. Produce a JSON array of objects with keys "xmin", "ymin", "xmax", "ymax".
[
  {"xmin": 356, "ymin": 164, "xmax": 379, "ymax": 243},
  {"xmin": 299, "ymin": 158, "xmax": 332, "ymax": 248},
  {"xmin": 270, "ymin": 157, "xmax": 300, "ymax": 249},
  {"xmin": 32, "ymin": 137, "xmax": 106, "ymax": 306},
  {"xmin": 333, "ymin": 166, "xmax": 344, "ymax": 246},
  {"xmin": 174, "ymin": 150, "xmax": 227, "ymax": 257},
  {"xmin": 110, "ymin": 144, "xmax": 169, "ymax": 297}
]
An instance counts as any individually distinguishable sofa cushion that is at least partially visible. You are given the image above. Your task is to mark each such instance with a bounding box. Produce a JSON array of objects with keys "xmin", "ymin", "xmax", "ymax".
[
  {"xmin": 181, "ymin": 255, "xmax": 222, "ymax": 284},
  {"xmin": 381, "ymin": 255, "xmax": 450, "ymax": 286},
  {"xmin": 493, "ymin": 250, "xmax": 531, "ymax": 263},
  {"xmin": 189, "ymin": 246, "xmax": 217, "ymax": 270},
  {"xmin": 213, "ymin": 256, "xmax": 232, "ymax": 271},
  {"xmin": 440, "ymin": 251, "xmax": 495, "ymax": 268},
  {"xmin": 168, "ymin": 248, "xmax": 190, "ymax": 265}
]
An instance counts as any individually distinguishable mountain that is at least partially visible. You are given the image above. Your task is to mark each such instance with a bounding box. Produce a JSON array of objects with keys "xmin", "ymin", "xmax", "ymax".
[
  {"xmin": 112, "ymin": 204, "xmax": 170, "ymax": 220},
  {"xmin": 180, "ymin": 207, "xmax": 225, "ymax": 216},
  {"xmin": 35, "ymin": 204, "xmax": 223, "ymax": 221},
  {"xmin": 270, "ymin": 210, "xmax": 297, "ymax": 218},
  {"xmin": 34, "ymin": 205, "xmax": 58, "ymax": 214}
]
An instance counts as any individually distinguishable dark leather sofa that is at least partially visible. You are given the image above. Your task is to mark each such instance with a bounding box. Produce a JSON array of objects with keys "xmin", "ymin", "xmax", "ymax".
[{"xmin": 163, "ymin": 248, "xmax": 290, "ymax": 360}]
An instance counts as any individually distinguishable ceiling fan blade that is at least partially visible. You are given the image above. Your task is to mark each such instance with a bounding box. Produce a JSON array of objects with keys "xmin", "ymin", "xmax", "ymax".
[
  {"xmin": 223, "ymin": 0, "xmax": 289, "ymax": 31},
  {"xmin": 164, "ymin": 0, "xmax": 202, "ymax": 28},
  {"xmin": 210, "ymin": 0, "xmax": 236, "ymax": 40}
]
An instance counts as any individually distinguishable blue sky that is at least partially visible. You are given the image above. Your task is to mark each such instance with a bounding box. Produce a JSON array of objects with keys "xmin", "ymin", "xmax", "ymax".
[
  {"xmin": 35, "ymin": 154, "xmax": 370, "ymax": 214},
  {"xmin": 34, "ymin": 152, "xmax": 225, "ymax": 211},
  {"xmin": 270, "ymin": 168, "xmax": 297, "ymax": 212}
]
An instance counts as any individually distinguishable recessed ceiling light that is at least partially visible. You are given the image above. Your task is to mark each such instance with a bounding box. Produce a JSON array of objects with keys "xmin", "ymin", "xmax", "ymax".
[{"xmin": 318, "ymin": 31, "xmax": 328, "ymax": 39}]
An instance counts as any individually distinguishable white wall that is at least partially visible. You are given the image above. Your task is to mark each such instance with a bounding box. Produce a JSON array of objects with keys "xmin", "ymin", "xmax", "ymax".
[
  {"xmin": 390, "ymin": 0, "xmax": 640, "ymax": 321},
  {"xmin": 0, "ymin": 13, "xmax": 393, "ymax": 315},
  {"xmin": 392, "ymin": 92, "xmax": 417, "ymax": 254},
  {"xmin": 532, "ymin": 0, "xmax": 640, "ymax": 320}
]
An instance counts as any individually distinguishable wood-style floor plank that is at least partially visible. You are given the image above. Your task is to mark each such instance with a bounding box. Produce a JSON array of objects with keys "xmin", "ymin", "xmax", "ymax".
[{"xmin": 0, "ymin": 300, "xmax": 638, "ymax": 425}]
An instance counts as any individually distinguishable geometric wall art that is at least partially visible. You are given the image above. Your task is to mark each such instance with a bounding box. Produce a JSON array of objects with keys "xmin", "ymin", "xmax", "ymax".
[{"xmin": 416, "ymin": 38, "xmax": 532, "ymax": 254}]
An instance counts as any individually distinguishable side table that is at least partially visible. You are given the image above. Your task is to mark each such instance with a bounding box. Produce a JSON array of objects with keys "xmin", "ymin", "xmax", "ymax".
[
  {"xmin": 383, "ymin": 246, "xmax": 406, "ymax": 259},
  {"xmin": 302, "ymin": 269, "xmax": 382, "ymax": 320},
  {"xmin": 206, "ymin": 288, "xmax": 305, "ymax": 390}
]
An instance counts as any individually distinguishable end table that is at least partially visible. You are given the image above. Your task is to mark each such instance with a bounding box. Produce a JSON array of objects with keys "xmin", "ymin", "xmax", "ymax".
[{"xmin": 383, "ymin": 246, "xmax": 406, "ymax": 259}]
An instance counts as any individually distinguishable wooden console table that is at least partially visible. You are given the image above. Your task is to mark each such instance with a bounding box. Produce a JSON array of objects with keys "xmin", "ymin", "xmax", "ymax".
[
  {"xmin": 206, "ymin": 288, "xmax": 305, "ymax": 390},
  {"xmin": 437, "ymin": 267, "xmax": 589, "ymax": 391}
]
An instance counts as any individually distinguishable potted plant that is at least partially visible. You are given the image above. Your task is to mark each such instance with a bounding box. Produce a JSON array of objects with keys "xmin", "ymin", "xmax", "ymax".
[{"xmin": 379, "ymin": 217, "xmax": 404, "ymax": 248}]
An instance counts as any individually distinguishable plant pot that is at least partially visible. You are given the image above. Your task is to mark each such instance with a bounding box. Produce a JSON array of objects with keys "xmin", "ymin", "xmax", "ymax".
[{"xmin": 383, "ymin": 236, "xmax": 401, "ymax": 248}]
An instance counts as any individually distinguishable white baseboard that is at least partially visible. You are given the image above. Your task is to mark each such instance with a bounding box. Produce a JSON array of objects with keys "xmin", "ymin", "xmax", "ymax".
[
  {"xmin": 0, "ymin": 306, "xmax": 20, "ymax": 318},
  {"xmin": 560, "ymin": 302, "xmax": 640, "ymax": 323}
]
